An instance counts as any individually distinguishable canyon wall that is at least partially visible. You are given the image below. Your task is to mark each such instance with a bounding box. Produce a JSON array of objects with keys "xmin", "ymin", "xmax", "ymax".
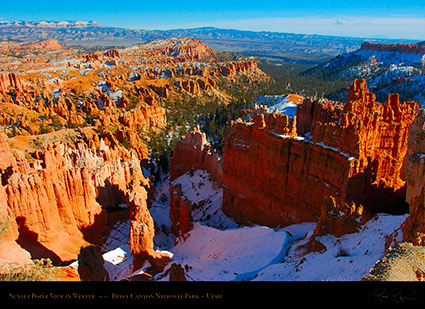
[
  {"xmin": 222, "ymin": 79, "xmax": 418, "ymax": 227},
  {"xmin": 311, "ymin": 79, "xmax": 418, "ymax": 213},
  {"xmin": 222, "ymin": 110, "xmax": 353, "ymax": 226}
]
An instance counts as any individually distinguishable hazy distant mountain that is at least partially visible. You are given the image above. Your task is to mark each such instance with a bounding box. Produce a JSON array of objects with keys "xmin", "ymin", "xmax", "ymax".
[
  {"xmin": 0, "ymin": 20, "xmax": 416, "ymax": 64},
  {"xmin": 0, "ymin": 20, "xmax": 102, "ymax": 28},
  {"xmin": 0, "ymin": 20, "xmax": 144, "ymax": 47}
]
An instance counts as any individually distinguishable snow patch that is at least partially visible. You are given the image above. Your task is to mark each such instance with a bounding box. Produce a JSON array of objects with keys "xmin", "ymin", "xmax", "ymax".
[{"xmin": 257, "ymin": 95, "xmax": 299, "ymax": 118}]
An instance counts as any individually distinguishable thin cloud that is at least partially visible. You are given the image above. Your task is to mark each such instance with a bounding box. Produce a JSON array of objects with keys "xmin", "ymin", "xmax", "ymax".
[{"xmin": 334, "ymin": 20, "xmax": 347, "ymax": 25}]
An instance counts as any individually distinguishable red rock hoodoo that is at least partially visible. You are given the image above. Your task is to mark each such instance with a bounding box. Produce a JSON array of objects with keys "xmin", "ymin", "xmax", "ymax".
[
  {"xmin": 129, "ymin": 181, "xmax": 172, "ymax": 271},
  {"xmin": 170, "ymin": 126, "xmax": 222, "ymax": 185},
  {"xmin": 169, "ymin": 184, "xmax": 193, "ymax": 237},
  {"xmin": 0, "ymin": 72, "xmax": 25, "ymax": 93},
  {"xmin": 0, "ymin": 130, "xmax": 158, "ymax": 265},
  {"xmin": 222, "ymin": 79, "xmax": 418, "ymax": 227}
]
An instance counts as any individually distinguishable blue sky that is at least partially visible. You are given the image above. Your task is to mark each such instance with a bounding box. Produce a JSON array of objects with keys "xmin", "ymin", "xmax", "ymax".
[{"xmin": 2, "ymin": 0, "xmax": 425, "ymax": 40}]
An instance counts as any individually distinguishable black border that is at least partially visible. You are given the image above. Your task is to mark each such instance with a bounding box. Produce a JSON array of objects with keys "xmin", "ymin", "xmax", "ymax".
[{"xmin": 2, "ymin": 281, "xmax": 424, "ymax": 305}]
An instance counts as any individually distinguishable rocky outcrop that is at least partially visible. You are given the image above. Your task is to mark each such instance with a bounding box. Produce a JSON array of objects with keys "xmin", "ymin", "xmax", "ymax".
[
  {"xmin": 314, "ymin": 196, "xmax": 363, "ymax": 237},
  {"xmin": 316, "ymin": 79, "xmax": 417, "ymax": 214},
  {"xmin": 77, "ymin": 245, "xmax": 109, "ymax": 281},
  {"xmin": 128, "ymin": 187, "xmax": 156, "ymax": 270},
  {"xmin": 175, "ymin": 79, "xmax": 200, "ymax": 95},
  {"xmin": 222, "ymin": 110, "xmax": 346, "ymax": 226},
  {"xmin": 169, "ymin": 128, "xmax": 223, "ymax": 237},
  {"xmin": 126, "ymin": 163, "xmax": 173, "ymax": 271},
  {"xmin": 140, "ymin": 38, "xmax": 217, "ymax": 62},
  {"xmin": 170, "ymin": 127, "xmax": 223, "ymax": 186},
  {"xmin": 360, "ymin": 41, "xmax": 425, "ymax": 55},
  {"xmin": 85, "ymin": 49, "xmax": 120, "ymax": 62},
  {"xmin": 1, "ymin": 135, "xmax": 101, "ymax": 263},
  {"xmin": 168, "ymin": 263, "xmax": 187, "ymax": 281},
  {"xmin": 103, "ymin": 49, "xmax": 120, "ymax": 58},
  {"xmin": 96, "ymin": 103, "xmax": 166, "ymax": 160},
  {"xmin": 218, "ymin": 60, "xmax": 262, "ymax": 78},
  {"xmin": 222, "ymin": 79, "xmax": 418, "ymax": 227},
  {"xmin": 362, "ymin": 242, "xmax": 425, "ymax": 281},
  {"xmin": 402, "ymin": 109, "xmax": 425, "ymax": 245}
]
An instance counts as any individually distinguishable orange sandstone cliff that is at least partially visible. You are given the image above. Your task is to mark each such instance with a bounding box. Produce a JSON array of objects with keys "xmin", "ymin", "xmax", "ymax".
[{"xmin": 221, "ymin": 79, "xmax": 418, "ymax": 227}]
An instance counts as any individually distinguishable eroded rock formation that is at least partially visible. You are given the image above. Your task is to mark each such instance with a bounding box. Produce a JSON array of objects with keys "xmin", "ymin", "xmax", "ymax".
[
  {"xmin": 169, "ymin": 184, "xmax": 193, "ymax": 236},
  {"xmin": 170, "ymin": 126, "xmax": 222, "ymax": 186},
  {"xmin": 314, "ymin": 196, "xmax": 363, "ymax": 237},
  {"xmin": 169, "ymin": 127, "xmax": 223, "ymax": 236},
  {"xmin": 0, "ymin": 129, "xmax": 159, "ymax": 266},
  {"xmin": 0, "ymin": 72, "xmax": 25, "ymax": 93},
  {"xmin": 222, "ymin": 79, "xmax": 418, "ymax": 227}
]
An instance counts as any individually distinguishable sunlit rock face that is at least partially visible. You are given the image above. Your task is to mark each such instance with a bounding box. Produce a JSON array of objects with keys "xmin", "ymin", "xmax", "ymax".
[{"xmin": 222, "ymin": 79, "xmax": 418, "ymax": 227}]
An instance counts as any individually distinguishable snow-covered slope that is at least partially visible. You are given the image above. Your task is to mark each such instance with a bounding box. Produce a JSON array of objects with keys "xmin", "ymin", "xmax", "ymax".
[
  {"xmin": 255, "ymin": 94, "xmax": 304, "ymax": 118},
  {"xmin": 254, "ymin": 214, "xmax": 407, "ymax": 281},
  {"xmin": 305, "ymin": 46, "xmax": 425, "ymax": 105},
  {"xmin": 148, "ymin": 169, "xmax": 407, "ymax": 281},
  {"xmin": 74, "ymin": 168, "xmax": 408, "ymax": 281},
  {"xmin": 170, "ymin": 170, "xmax": 238, "ymax": 230},
  {"xmin": 170, "ymin": 222, "xmax": 289, "ymax": 281}
]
